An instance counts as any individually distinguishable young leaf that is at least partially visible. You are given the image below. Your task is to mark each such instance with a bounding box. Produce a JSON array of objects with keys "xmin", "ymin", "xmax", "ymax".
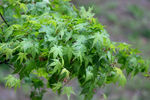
[
  {"xmin": 80, "ymin": 7, "xmax": 95, "ymax": 19},
  {"xmin": 63, "ymin": 86, "xmax": 75, "ymax": 100},
  {"xmin": 61, "ymin": 68, "xmax": 70, "ymax": 78}
]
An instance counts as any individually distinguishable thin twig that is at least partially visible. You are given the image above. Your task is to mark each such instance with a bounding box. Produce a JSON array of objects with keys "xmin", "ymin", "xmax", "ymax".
[{"xmin": 0, "ymin": 13, "xmax": 9, "ymax": 27}]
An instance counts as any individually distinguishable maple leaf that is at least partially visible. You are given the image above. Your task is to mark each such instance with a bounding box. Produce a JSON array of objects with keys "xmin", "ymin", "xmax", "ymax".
[
  {"xmin": 49, "ymin": 45, "xmax": 63, "ymax": 59},
  {"xmin": 48, "ymin": 59, "xmax": 63, "ymax": 74},
  {"xmin": 0, "ymin": 1, "xmax": 148, "ymax": 100},
  {"xmin": 52, "ymin": 82, "xmax": 62, "ymax": 92},
  {"xmin": 5, "ymin": 75, "xmax": 20, "ymax": 91},
  {"xmin": 80, "ymin": 7, "xmax": 95, "ymax": 19},
  {"xmin": 73, "ymin": 42, "xmax": 86, "ymax": 64},
  {"xmin": 17, "ymin": 52, "xmax": 27, "ymax": 64},
  {"xmin": 20, "ymin": 39, "xmax": 33, "ymax": 52},
  {"xmin": 39, "ymin": 25, "xmax": 54, "ymax": 34},
  {"xmin": 63, "ymin": 86, "xmax": 75, "ymax": 100},
  {"xmin": 63, "ymin": 45, "xmax": 73, "ymax": 63},
  {"xmin": 92, "ymin": 32, "xmax": 110, "ymax": 47},
  {"xmin": 114, "ymin": 67, "xmax": 127, "ymax": 86},
  {"xmin": 5, "ymin": 26, "xmax": 14, "ymax": 41},
  {"xmin": 61, "ymin": 68, "xmax": 70, "ymax": 78},
  {"xmin": 3, "ymin": 48, "xmax": 13, "ymax": 60}
]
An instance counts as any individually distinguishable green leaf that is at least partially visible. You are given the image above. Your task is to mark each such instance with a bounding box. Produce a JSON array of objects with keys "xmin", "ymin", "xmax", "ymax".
[
  {"xmin": 39, "ymin": 25, "xmax": 53, "ymax": 34},
  {"xmin": 117, "ymin": 43, "xmax": 131, "ymax": 51},
  {"xmin": 58, "ymin": 28, "xmax": 67, "ymax": 39},
  {"xmin": 85, "ymin": 66, "xmax": 93, "ymax": 81},
  {"xmin": 85, "ymin": 70, "xmax": 93, "ymax": 82},
  {"xmin": 52, "ymin": 82, "xmax": 62, "ymax": 92},
  {"xmin": 5, "ymin": 26, "xmax": 14, "ymax": 41},
  {"xmin": 114, "ymin": 67, "xmax": 127, "ymax": 86},
  {"xmin": 17, "ymin": 52, "xmax": 27, "ymax": 64},
  {"xmin": 63, "ymin": 45, "xmax": 73, "ymax": 63},
  {"xmin": 80, "ymin": 7, "xmax": 95, "ymax": 19},
  {"xmin": 20, "ymin": 39, "xmax": 33, "ymax": 52},
  {"xmin": 73, "ymin": 43, "xmax": 86, "ymax": 64},
  {"xmin": 32, "ymin": 68, "xmax": 48, "ymax": 79},
  {"xmin": 48, "ymin": 59, "xmax": 63, "ymax": 74},
  {"xmin": 0, "ymin": 6, "xmax": 3, "ymax": 15},
  {"xmin": 0, "ymin": 1, "xmax": 148, "ymax": 100},
  {"xmin": 50, "ymin": 45, "xmax": 63, "ymax": 59},
  {"xmin": 5, "ymin": 75, "xmax": 20, "ymax": 91},
  {"xmin": 61, "ymin": 68, "xmax": 70, "ymax": 78},
  {"xmin": 84, "ymin": 55, "xmax": 93, "ymax": 67},
  {"xmin": 103, "ymin": 93, "xmax": 107, "ymax": 100},
  {"xmin": 107, "ymin": 51, "xmax": 111, "ymax": 61},
  {"xmin": 20, "ymin": 3, "xmax": 28, "ymax": 12},
  {"xmin": 63, "ymin": 86, "xmax": 75, "ymax": 100},
  {"xmin": 92, "ymin": 32, "xmax": 108, "ymax": 47},
  {"xmin": 3, "ymin": 48, "xmax": 13, "ymax": 60}
]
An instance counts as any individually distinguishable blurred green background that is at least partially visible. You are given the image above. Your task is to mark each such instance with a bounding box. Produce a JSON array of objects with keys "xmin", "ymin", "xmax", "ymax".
[{"xmin": 0, "ymin": 0, "xmax": 150, "ymax": 100}]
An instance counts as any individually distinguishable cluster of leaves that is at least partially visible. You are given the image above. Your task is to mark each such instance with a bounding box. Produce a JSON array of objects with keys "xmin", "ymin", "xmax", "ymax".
[{"xmin": 0, "ymin": 0, "xmax": 149, "ymax": 100}]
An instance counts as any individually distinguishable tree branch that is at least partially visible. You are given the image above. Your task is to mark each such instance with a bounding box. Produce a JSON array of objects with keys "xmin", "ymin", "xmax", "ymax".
[{"xmin": 0, "ymin": 13, "xmax": 9, "ymax": 27}]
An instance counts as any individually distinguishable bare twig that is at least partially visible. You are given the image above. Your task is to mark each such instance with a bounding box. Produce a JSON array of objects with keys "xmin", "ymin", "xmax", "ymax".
[{"xmin": 0, "ymin": 13, "xmax": 9, "ymax": 27}]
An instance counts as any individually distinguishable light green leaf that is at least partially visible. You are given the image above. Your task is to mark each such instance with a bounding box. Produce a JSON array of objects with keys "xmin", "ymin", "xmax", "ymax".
[
  {"xmin": 114, "ymin": 67, "xmax": 127, "ymax": 86},
  {"xmin": 63, "ymin": 86, "xmax": 75, "ymax": 100},
  {"xmin": 73, "ymin": 43, "xmax": 86, "ymax": 64},
  {"xmin": 5, "ymin": 75, "xmax": 20, "ymax": 91},
  {"xmin": 52, "ymin": 82, "xmax": 62, "ymax": 92},
  {"xmin": 110, "ymin": 43, "xmax": 116, "ymax": 53},
  {"xmin": 58, "ymin": 28, "xmax": 67, "ymax": 39},
  {"xmin": 85, "ymin": 66, "xmax": 93, "ymax": 81},
  {"xmin": 117, "ymin": 43, "xmax": 131, "ymax": 51},
  {"xmin": 50, "ymin": 45, "xmax": 63, "ymax": 59},
  {"xmin": 20, "ymin": 39, "xmax": 33, "ymax": 52},
  {"xmin": 48, "ymin": 59, "xmax": 63, "ymax": 74},
  {"xmin": 80, "ymin": 7, "xmax": 95, "ymax": 19},
  {"xmin": 63, "ymin": 45, "xmax": 73, "ymax": 63},
  {"xmin": 39, "ymin": 25, "xmax": 54, "ymax": 34},
  {"xmin": 32, "ymin": 68, "xmax": 48, "ymax": 79},
  {"xmin": 3, "ymin": 48, "xmax": 13, "ymax": 60},
  {"xmin": 92, "ymin": 32, "xmax": 104, "ymax": 47},
  {"xmin": 20, "ymin": 3, "xmax": 28, "ymax": 12},
  {"xmin": 85, "ymin": 70, "xmax": 93, "ymax": 82},
  {"xmin": 84, "ymin": 55, "xmax": 93, "ymax": 67},
  {"xmin": 61, "ymin": 68, "xmax": 70, "ymax": 78},
  {"xmin": 103, "ymin": 93, "xmax": 107, "ymax": 100},
  {"xmin": 107, "ymin": 51, "xmax": 111, "ymax": 61},
  {"xmin": 17, "ymin": 52, "xmax": 27, "ymax": 64}
]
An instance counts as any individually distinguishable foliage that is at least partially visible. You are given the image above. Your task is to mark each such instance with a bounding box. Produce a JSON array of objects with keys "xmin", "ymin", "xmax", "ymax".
[
  {"xmin": 5, "ymin": 75, "xmax": 20, "ymax": 90},
  {"xmin": 0, "ymin": 0, "xmax": 149, "ymax": 100}
]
